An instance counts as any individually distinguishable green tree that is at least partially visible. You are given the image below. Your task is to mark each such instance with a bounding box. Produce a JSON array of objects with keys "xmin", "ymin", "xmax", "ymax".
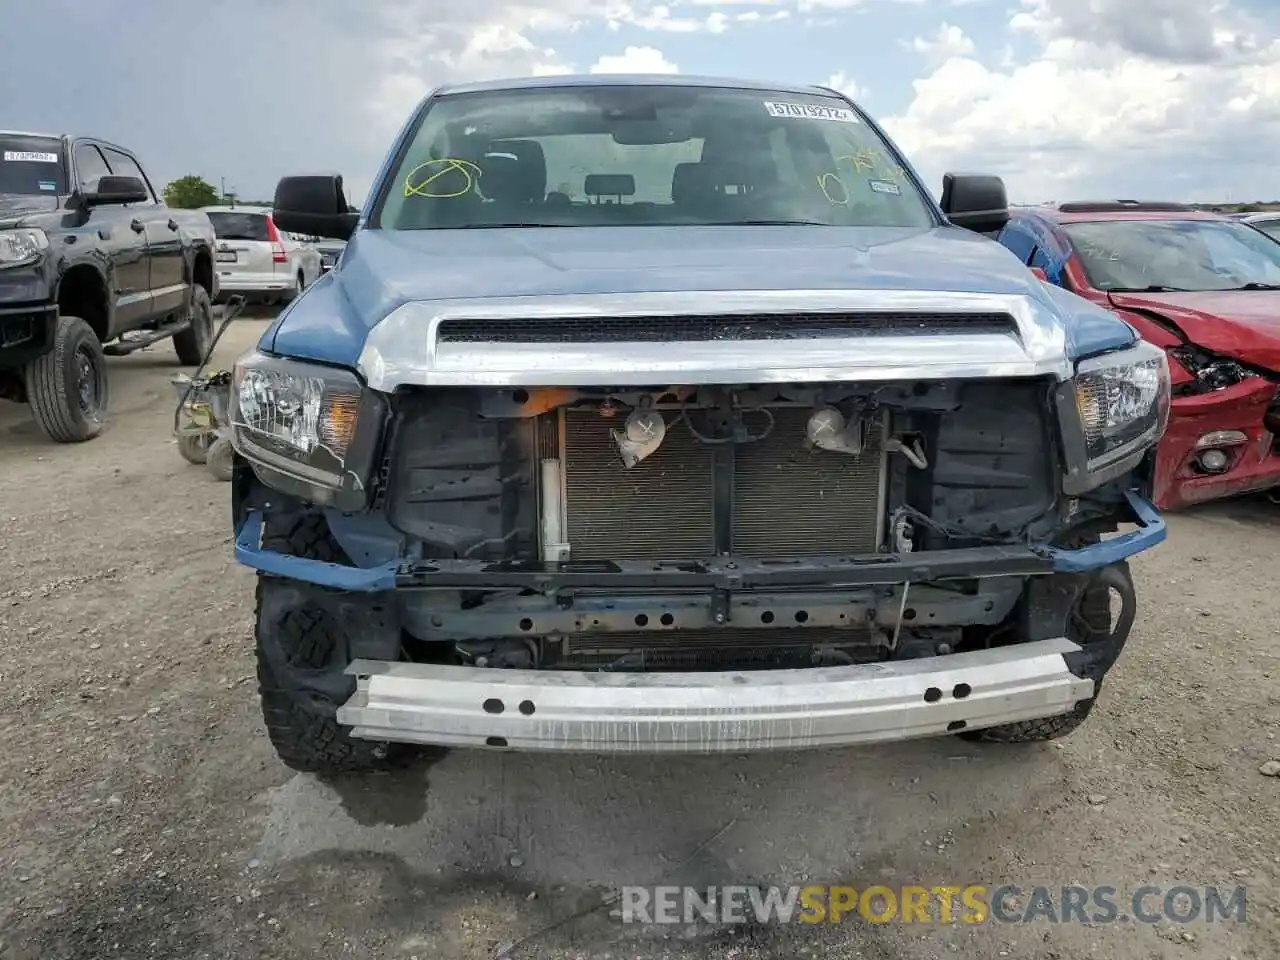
[{"xmin": 162, "ymin": 175, "xmax": 219, "ymax": 209}]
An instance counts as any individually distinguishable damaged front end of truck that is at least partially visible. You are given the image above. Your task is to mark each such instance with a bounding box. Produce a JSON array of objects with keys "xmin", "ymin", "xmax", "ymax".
[
  {"xmin": 226, "ymin": 76, "xmax": 1170, "ymax": 772},
  {"xmin": 228, "ymin": 288, "xmax": 1169, "ymax": 766}
]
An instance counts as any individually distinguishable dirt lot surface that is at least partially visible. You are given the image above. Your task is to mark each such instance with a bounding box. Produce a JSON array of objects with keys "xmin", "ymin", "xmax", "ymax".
[{"xmin": 0, "ymin": 315, "xmax": 1277, "ymax": 960}]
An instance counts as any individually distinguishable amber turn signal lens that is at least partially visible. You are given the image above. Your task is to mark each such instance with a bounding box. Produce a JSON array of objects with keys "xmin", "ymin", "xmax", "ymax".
[{"xmin": 319, "ymin": 391, "xmax": 361, "ymax": 458}]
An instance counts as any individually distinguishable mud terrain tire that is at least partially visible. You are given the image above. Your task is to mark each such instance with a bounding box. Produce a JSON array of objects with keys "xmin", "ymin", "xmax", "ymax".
[
  {"xmin": 255, "ymin": 513, "xmax": 406, "ymax": 775},
  {"xmin": 962, "ymin": 578, "xmax": 1114, "ymax": 744}
]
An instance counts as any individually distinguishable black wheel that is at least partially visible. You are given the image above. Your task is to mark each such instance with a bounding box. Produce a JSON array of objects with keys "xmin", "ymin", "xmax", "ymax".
[
  {"xmin": 283, "ymin": 271, "xmax": 306, "ymax": 303},
  {"xmin": 24, "ymin": 314, "xmax": 108, "ymax": 443},
  {"xmin": 173, "ymin": 285, "xmax": 214, "ymax": 366},
  {"xmin": 255, "ymin": 513, "xmax": 407, "ymax": 775},
  {"xmin": 961, "ymin": 579, "xmax": 1115, "ymax": 744}
]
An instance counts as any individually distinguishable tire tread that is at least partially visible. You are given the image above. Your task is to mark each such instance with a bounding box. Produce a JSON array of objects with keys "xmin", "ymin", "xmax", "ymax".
[
  {"xmin": 255, "ymin": 513, "xmax": 403, "ymax": 775},
  {"xmin": 173, "ymin": 286, "xmax": 213, "ymax": 366},
  {"xmin": 962, "ymin": 583, "xmax": 1112, "ymax": 744},
  {"xmin": 24, "ymin": 314, "xmax": 106, "ymax": 443}
]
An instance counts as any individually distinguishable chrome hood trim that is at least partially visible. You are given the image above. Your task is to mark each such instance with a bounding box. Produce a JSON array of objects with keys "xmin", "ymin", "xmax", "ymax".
[{"xmin": 357, "ymin": 289, "xmax": 1071, "ymax": 390}]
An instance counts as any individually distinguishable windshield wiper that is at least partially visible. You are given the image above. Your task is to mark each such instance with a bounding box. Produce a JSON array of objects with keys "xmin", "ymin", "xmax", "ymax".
[
  {"xmin": 1106, "ymin": 285, "xmax": 1191, "ymax": 293},
  {"xmin": 1228, "ymin": 282, "xmax": 1280, "ymax": 290}
]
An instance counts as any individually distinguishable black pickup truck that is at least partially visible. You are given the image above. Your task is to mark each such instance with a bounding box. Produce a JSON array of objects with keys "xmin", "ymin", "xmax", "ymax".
[{"xmin": 0, "ymin": 131, "xmax": 218, "ymax": 442}]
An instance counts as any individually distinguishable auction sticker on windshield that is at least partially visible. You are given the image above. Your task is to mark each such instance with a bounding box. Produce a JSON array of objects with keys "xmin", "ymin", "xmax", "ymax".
[
  {"xmin": 764, "ymin": 101, "xmax": 859, "ymax": 123},
  {"xmin": 4, "ymin": 151, "xmax": 59, "ymax": 163}
]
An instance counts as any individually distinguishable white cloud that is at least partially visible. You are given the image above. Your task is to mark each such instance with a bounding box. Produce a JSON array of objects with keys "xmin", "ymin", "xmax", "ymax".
[
  {"xmin": 907, "ymin": 22, "xmax": 975, "ymax": 61},
  {"xmin": 1011, "ymin": 0, "xmax": 1265, "ymax": 64},
  {"xmin": 590, "ymin": 45, "xmax": 681, "ymax": 73},
  {"xmin": 824, "ymin": 71, "xmax": 864, "ymax": 100},
  {"xmin": 882, "ymin": 0, "xmax": 1280, "ymax": 201},
  {"xmin": 608, "ymin": 3, "xmax": 734, "ymax": 33},
  {"xmin": 797, "ymin": 0, "xmax": 869, "ymax": 9},
  {"xmin": 16, "ymin": 0, "xmax": 1277, "ymax": 205},
  {"xmin": 531, "ymin": 61, "xmax": 576, "ymax": 76}
]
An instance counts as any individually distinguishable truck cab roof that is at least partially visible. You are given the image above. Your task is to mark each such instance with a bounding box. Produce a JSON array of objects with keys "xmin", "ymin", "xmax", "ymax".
[{"xmin": 432, "ymin": 73, "xmax": 844, "ymax": 98}]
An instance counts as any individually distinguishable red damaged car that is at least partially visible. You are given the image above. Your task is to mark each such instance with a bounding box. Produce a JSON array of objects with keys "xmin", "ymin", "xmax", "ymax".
[{"xmin": 995, "ymin": 201, "xmax": 1280, "ymax": 510}]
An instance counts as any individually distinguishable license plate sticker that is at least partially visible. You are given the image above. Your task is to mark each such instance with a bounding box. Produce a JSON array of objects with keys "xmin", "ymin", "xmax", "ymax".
[
  {"xmin": 3, "ymin": 151, "xmax": 59, "ymax": 163},
  {"xmin": 216, "ymin": 251, "xmax": 237, "ymax": 262}
]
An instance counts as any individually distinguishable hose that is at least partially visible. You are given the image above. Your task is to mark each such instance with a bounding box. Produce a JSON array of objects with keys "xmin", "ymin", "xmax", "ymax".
[{"xmin": 172, "ymin": 295, "xmax": 247, "ymax": 436}]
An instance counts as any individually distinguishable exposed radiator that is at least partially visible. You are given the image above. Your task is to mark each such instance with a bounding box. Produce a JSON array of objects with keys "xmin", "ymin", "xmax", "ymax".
[
  {"xmin": 561, "ymin": 407, "xmax": 716, "ymax": 561},
  {"xmin": 554, "ymin": 406, "xmax": 885, "ymax": 562},
  {"xmin": 731, "ymin": 407, "xmax": 883, "ymax": 557}
]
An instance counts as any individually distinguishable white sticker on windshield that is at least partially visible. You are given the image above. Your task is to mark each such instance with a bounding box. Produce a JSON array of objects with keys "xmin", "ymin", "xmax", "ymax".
[
  {"xmin": 764, "ymin": 101, "xmax": 859, "ymax": 123},
  {"xmin": 4, "ymin": 151, "xmax": 59, "ymax": 163}
]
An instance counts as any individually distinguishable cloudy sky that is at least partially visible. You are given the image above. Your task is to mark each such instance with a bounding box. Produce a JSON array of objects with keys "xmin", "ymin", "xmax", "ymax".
[{"xmin": 3, "ymin": 0, "xmax": 1278, "ymax": 205}]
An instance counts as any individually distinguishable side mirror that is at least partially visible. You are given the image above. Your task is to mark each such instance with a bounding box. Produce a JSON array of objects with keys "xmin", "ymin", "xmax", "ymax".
[
  {"xmin": 272, "ymin": 174, "xmax": 358, "ymax": 240},
  {"xmin": 84, "ymin": 175, "xmax": 149, "ymax": 206},
  {"xmin": 940, "ymin": 173, "xmax": 1009, "ymax": 234}
]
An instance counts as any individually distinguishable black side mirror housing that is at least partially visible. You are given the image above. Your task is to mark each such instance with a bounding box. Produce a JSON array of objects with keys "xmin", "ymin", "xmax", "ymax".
[
  {"xmin": 84, "ymin": 175, "xmax": 149, "ymax": 206},
  {"xmin": 940, "ymin": 173, "xmax": 1009, "ymax": 234},
  {"xmin": 273, "ymin": 175, "xmax": 359, "ymax": 240}
]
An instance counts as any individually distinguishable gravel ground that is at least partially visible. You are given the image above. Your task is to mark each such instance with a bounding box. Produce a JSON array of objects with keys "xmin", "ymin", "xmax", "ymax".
[{"xmin": 0, "ymin": 316, "xmax": 1277, "ymax": 960}]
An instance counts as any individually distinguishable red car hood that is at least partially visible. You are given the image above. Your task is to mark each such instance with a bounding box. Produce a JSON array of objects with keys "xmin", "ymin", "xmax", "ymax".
[{"xmin": 1107, "ymin": 290, "xmax": 1280, "ymax": 370}]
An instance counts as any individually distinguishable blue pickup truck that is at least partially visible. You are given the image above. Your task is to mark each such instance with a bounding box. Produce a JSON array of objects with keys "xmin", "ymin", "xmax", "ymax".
[{"xmin": 227, "ymin": 74, "xmax": 1169, "ymax": 775}]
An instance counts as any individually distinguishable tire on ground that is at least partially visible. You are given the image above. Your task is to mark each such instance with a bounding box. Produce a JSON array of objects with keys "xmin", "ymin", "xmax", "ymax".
[
  {"xmin": 205, "ymin": 436, "xmax": 235, "ymax": 481},
  {"xmin": 283, "ymin": 270, "xmax": 306, "ymax": 302},
  {"xmin": 255, "ymin": 513, "xmax": 406, "ymax": 775},
  {"xmin": 173, "ymin": 285, "xmax": 214, "ymax": 366},
  {"xmin": 177, "ymin": 432, "xmax": 212, "ymax": 465},
  {"xmin": 24, "ymin": 314, "xmax": 108, "ymax": 443},
  {"xmin": 961, "ymin": 581, "xmax": 1113, "ymax": 744}
]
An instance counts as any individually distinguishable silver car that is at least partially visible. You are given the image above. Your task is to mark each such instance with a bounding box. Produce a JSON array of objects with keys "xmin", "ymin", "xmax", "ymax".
[
  {"xmin": 1243, "ymin": 212, "xmax": 1280, "ymax": 241},
  {"xmin": 200, "ymin": 205, "xmax": 321, "ymax": 305},
  {"xmin": 314, "ymin": 238, "xmax": 346, "ymax": 274}
]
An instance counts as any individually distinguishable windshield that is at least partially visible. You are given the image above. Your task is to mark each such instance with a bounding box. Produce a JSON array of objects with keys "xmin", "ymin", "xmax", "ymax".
[
  {"xmin": 1064, "ymin": 219, "xmax": 1280, "ymax": 292},
  {"xmin": 374, "ymin": 85, "xmax": 935, "ymax": 230},
  {"xmin": 0, "ymin": 134, "xmax": 68, "ymax": 197},
  {"xmin": 1248, "ymin": 219, "xmax": 1280, "ymax": 242},
  {"xmin": 207, "ymin": 211, "xmax": 271, "ymax": 241}
]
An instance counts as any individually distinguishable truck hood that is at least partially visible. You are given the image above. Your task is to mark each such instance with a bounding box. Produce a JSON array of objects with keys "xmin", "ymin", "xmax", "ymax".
[
  {"xmin": 1107, "ymin": 290, "xmax": 1280, "ymax": 371},
  {"xmin": 0, "ymin": 194, "xmax": 61, "ymax": 226},
  {"xmin": 269, "ymin": 223, "xmax": 1130, "ymax": 365}
]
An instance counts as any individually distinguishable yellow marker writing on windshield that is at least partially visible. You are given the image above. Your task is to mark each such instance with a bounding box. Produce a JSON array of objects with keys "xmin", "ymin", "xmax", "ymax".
[
  {"xmin": 403, "ymin": 158, "xmax": 482, "ymax": 199},
  {"xmin": 836, "ymin": 149, "xmax": 905, "ymax": 182},
  {"xmin": 836, "ymin": 150, "xmax": 880, "ymax": 174},
  {"xmin": 817, "ymin": 172, "xmax": 849, "ymax": 206}
]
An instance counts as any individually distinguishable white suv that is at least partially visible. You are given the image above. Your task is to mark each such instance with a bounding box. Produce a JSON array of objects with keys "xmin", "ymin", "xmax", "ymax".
[{"xmin": 201, "ymin": 205, "xmax": 321, "ymax": 306}]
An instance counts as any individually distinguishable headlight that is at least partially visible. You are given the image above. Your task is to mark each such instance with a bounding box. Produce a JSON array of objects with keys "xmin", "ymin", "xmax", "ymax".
[
  {"xmin": 0, "ymin": 228, "xmax": 49, "ymax": 266},
  {"xmin": 1073, "ymin": 340, "xmax": 1171, "ymax": 472},
  {"xmin": 230, "ymin": 351, "xmax": 383, "ymax": 506}
]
